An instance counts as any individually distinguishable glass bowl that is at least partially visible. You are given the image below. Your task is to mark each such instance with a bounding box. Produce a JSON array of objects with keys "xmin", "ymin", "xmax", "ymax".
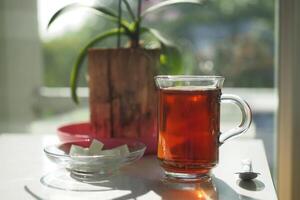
[{"xmin": 44, "ymin": 140, "xmax": 146, "ymax": 181}]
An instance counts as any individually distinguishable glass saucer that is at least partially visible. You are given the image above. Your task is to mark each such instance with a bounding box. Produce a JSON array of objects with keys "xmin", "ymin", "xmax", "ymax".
[{"xmin": 43, "ymin": 140, "xmax": 146, "ymax": 190}]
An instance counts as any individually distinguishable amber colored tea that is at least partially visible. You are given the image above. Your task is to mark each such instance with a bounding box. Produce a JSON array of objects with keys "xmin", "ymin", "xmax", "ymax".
[{"xmin": 158, "ymin": 87, "xmax": 221, "ymax": 174}]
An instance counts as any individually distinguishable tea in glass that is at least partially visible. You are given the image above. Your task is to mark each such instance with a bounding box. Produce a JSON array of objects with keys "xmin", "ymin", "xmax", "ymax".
[{"xmin": 158, "ymin": 87, "xmax": 221, "ymax": 175}]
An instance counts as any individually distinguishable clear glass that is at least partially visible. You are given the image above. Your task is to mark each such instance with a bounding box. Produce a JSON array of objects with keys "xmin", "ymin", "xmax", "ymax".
[
  {"xmin": 42, "ymin": 140, "xmax": 146, "ymax": 191},
  {"xmin": 155, "ymin": 75, "xmax": 252, "ymax": 181}
]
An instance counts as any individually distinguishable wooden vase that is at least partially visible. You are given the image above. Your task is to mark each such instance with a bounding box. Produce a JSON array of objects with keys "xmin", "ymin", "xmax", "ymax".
[{"xmin": 88, "ymin": 48, "xmax": 160, "ymax": 151}]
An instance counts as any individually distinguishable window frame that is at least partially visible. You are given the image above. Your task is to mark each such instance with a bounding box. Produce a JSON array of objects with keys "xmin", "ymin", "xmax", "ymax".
[{"xmin": 277, "ymin": 0, "xmax": 300, "ymax": 199}]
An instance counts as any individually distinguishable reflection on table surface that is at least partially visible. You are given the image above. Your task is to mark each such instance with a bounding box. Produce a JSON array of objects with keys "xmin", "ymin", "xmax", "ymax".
[
  {"xmin": 33, "ymin": 155, "xmax": 266, "ymax": 200},
  {"xmin": 26, "ymin": 170, "xmax": 264, "ymax": 200}
]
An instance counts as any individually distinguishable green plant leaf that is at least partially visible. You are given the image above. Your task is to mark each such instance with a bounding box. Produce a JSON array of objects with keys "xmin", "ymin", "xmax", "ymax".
[
  {"xmin": 141, "ymin": 27, "xmax": 173, "ymax": 46},
  {"xmin": 159, "ymin": 43, "xmax": 183, "ymax": 74},
  {"xmin": 141, "ymin": 27, "xmax": 182, "ymax": 74},
  {"xmin": 47, "ymin": 3, "xmax": 132, "ymax": 35},
  {"xmin": 141, "ymin": 0, "xmax": 204, "ymax": 17},
  {"xmin": 71, "ymin": 28, "xmax": 127, "ymax": 104},
  {"xmin": 48, "ymin": 3, "xmax": 117, "ymax": 28},
  {"xmin": 122, "ymin": 0, "xmax": 136, "ymax": 21}
]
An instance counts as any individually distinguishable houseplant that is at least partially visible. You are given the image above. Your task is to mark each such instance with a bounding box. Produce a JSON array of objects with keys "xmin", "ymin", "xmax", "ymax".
[{"xmin": 49, "ymin": 0, "xmax": 204, "ymax": 153}]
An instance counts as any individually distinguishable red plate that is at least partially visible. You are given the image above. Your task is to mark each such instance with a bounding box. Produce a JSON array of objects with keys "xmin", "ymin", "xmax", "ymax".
[{"xmin": 57, "ymin": 122, "xmax": 157, "ymax": 154}]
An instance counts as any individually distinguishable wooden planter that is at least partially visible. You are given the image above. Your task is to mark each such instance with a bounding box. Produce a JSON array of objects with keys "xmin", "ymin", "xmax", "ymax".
[{"xmin": 88, "ymin": 48, "xmax": 160, "ymax": 152}]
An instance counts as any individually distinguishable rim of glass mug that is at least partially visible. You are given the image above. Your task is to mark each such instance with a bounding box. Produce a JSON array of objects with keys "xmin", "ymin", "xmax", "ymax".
[
  {"xmin": 154, "ymin": 75, "xmax": 225, "ymax": 89},
  {"xmin": 155, "ymin": 75, "xmax": 224, "ymax": 79}
]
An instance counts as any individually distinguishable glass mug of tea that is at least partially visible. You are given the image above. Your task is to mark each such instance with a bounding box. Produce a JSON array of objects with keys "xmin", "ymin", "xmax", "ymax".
[{"xmin": 155, "ymin": 76, "xmax": 252, "ymax": 181}]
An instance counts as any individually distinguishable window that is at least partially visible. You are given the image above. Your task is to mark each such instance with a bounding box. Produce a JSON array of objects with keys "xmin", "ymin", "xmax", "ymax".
[{"xmin": 36, "ymin": 0, "xmax": 277, "ymax": 182}]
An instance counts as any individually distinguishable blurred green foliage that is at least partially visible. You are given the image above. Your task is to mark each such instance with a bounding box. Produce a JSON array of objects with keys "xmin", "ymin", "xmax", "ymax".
[{"xmin": 42, "ymin": 0, "xmax": 274, "ymax": 88}]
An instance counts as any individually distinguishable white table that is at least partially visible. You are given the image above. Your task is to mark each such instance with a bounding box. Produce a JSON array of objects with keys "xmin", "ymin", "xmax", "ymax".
[{"xmin": 0, "ymin": 134, "xmax": 277, "ymax": 200}]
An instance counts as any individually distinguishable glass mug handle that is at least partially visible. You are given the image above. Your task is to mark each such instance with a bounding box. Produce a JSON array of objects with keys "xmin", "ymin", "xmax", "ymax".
[{"xmin": 219, "ymin": 94, "xmax": 252, "ymax": 144}]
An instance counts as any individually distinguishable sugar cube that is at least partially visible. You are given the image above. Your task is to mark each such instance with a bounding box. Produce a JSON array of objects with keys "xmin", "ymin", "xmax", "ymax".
[
  {"xmin": 89, "ymin": 139, "xmax": 104, "ymax": 155},
  {"xmin": 69, "ymin": 145, "xmax": 89, "ymax": 156}
]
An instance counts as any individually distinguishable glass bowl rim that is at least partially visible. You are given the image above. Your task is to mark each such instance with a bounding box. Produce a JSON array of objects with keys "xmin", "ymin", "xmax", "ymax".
[{"xmin": 44, "ymin": 141, "xmax": 146, "ymax": 159}]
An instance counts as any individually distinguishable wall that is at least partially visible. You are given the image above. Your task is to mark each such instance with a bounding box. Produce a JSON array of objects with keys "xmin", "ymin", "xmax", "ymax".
[{"xmin": 0, "ymin": 0, "xmax": 42, "ymax": 132}]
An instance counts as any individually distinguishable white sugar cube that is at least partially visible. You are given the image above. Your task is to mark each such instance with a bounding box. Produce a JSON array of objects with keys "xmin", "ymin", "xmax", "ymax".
[
  {"xmin": 69, "ymin": 140, "xmax": 130, "ymax": 159},
  {"xmin": 112, "ymin": 144, "xmax": 130, "ymax": 156},
  {"xmin": 69, "ymin": 145, "xmax": 89, "ymax": 156},
  {"xmin": 89, "ymin": 139, "xmax": 104, "ymax": 155}
]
